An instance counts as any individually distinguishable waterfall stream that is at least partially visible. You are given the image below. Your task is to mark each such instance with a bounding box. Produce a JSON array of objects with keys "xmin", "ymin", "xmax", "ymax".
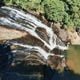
[{"xmin": 0, "ymin": 6, "xmax": 68, "ymax": 60}]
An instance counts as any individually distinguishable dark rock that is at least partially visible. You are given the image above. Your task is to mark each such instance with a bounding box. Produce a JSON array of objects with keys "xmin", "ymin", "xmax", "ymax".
[
  {"xmin": 75, "ymin": 27, "xmax": 80, "ymax": 36},
  {"xmin": 0, "ymin": 44, "xmax": 13, "ymax": 70},
  {"xmin": 0, "ymin": 0, "xmax": 5, "ymax": 7}
]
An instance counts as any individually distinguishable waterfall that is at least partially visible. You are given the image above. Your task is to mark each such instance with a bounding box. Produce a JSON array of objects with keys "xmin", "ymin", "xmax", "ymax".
[
  {"xmin": 10, "ymin": 42, "xmax": 64, "ymax": 60},
  {"xmin": 0, "ymin": 6, "xmax": 68, "ymax": 60}
]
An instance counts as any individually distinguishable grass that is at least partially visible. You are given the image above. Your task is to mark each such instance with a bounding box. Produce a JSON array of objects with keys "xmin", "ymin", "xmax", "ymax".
[{"xmin": 67, "ymin": 45, "xmax": 80, "ymax": 74}]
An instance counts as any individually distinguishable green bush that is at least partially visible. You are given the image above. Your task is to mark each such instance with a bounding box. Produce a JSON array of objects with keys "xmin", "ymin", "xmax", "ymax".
[
  {"xmin": 62, "ymin": 0, "xmax": 80, "ymax": 27},
  {"xmin": 43, "ymin": 0, "xmax": 65, "ymax": 22}
]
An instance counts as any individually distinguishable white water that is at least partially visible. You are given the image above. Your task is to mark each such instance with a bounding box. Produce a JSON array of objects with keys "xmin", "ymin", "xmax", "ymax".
[
  {"xmin": 0, "ymin": 6, "xmax": 55, "ymax": 50},
  {"xmin": 0, "ymin": 6, "xmax": 68, "ymax": 60},
  {"xmin": 10, "ymin": 42, "xmax": 64, "ymax": 59}
]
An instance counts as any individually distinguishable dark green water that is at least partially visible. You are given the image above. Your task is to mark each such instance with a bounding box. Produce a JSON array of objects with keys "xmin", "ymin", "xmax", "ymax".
[
  {"xmin": 0, "ymin": 64, "xmax": 56, "ymax": 80},
  {"xmin": 0, "ymin": 44, "xmax": 80, "ymax": 80},
  {"xmin": 1, "ymin": 64, "xmax": 80, "ymax": 80}
]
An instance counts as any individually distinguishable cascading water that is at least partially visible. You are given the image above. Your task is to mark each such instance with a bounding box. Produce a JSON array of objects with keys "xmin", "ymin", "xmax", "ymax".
[{"xmin": 0, "ymin": 6, "xmax": 68, "ymax": 62}]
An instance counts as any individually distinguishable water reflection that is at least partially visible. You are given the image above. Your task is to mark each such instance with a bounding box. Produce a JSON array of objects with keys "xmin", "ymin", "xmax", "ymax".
[
  {"xmin": 1, "ymin": 65, "xmax": 80, "ymax": 80},
  {"xmin": 0, "ymin": 44, "xmax": 80, "ymax": 80},
  {"xmin": 0, "ymin": 44, "xmax": 13, "ymax": 71}
]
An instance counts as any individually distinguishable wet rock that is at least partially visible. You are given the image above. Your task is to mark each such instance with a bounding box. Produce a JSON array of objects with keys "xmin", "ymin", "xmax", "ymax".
[{"xmin": 75, "ymin": 27, "xmax": 80, "ymax": 36}]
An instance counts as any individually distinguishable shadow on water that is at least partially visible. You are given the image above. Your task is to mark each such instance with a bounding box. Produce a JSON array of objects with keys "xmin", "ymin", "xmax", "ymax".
[
  {"xmin": 62, "ymin": 68, "xmax": 80, "ymax": 80},
  {"xmin": 51, "ymin": 68, "xmax": 80, "ymax": 80},
  {"xmin": 0, "ymin": 44, "xmax": 80, "ymax": 80},
  {"xmin": 1, "ymin": 66, "xmax": 80, "ymax": 80}
]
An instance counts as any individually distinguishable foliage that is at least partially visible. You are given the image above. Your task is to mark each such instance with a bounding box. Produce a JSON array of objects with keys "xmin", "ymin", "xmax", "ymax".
[
  {"xmin": 4, "ymin": 0, "xmax": 80, "ymax": 28},
  {"xmin": 62, "ymin": 0, "xmax": 80, "ymax": 27},
  {"xmin": 4, "ymin": 0, "xmax": 44, "ymax": 13},
  {"xmin": 43, "ymin": 0, "xmax": 65, "ymax": 23},
  {"xmin": 43, "ymin": 0, "xmax": 80, "ymax": 28}
]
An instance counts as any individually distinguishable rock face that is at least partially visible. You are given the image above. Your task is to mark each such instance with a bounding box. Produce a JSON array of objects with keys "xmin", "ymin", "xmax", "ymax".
[
  {"xmin": 67, "ymin": 30, "xmax": 80, "ymax": 45},
  {"xmin": 58, "ymin": 29, "xmax": 68, "ymax": 42},
  {"xmin": 0, "ymin": 26, "xmax": 27, "ymax": 41},
  {"xmin": 52, "ymin": 23, "xmax": 80, "ymax": 45}
]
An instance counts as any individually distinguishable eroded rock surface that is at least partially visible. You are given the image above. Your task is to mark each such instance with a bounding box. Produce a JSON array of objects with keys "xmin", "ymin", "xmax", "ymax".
[{"xmin": 0, "ymin": 26, "xmax": 27, "ymax": 41}]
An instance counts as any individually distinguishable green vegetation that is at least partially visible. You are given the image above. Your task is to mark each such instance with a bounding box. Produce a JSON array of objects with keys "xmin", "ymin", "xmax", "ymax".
[
  {"xmin": 43, "ymin": 0, "xmax": 80, "ymax": 28},
  {"xmin": 43, "ymin": 0, "xmax": 65, "ymax": 22},
  {"xmin": 3, "ymin": 0, "xmax": 80, "ymax": 28},
  {"xmin": 4, "ymin": 0, "xmax": 44, "ymax": 13}
]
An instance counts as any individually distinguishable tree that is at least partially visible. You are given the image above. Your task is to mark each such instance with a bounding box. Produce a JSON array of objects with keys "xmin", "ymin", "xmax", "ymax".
[
  {"xmin": 43, "ymin": 0, "xmax": 66, "ymax": 23},
  {"xmin": 43, "ymin": 0, "xmax": 80, "ymax": 28},
  {"xmin": 62, "ymin": 0, "xmax": 80, "ymax": 28}
]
